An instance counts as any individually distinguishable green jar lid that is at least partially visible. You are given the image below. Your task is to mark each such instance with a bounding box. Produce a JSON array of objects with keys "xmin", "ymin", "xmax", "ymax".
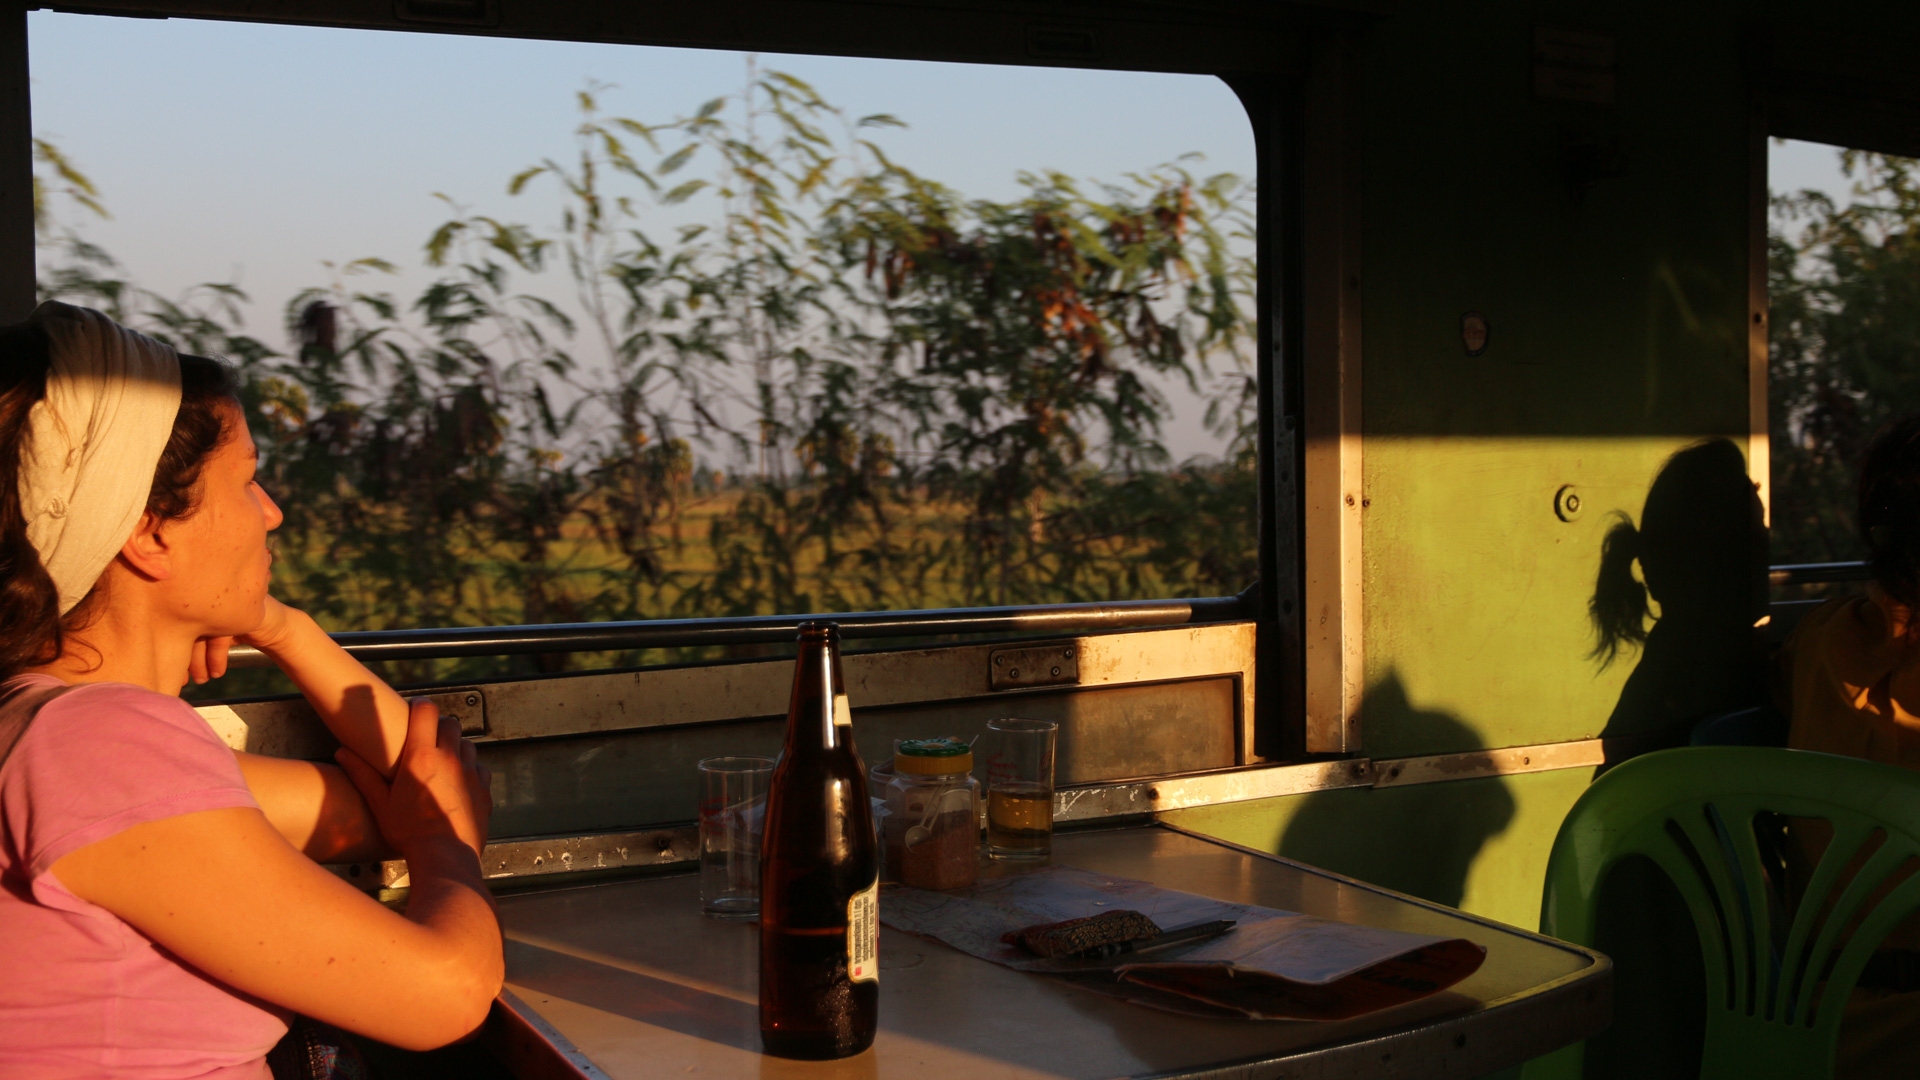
[{"xmin": 896, "ymin": 737, "xmax": 973, "ymax": 775}]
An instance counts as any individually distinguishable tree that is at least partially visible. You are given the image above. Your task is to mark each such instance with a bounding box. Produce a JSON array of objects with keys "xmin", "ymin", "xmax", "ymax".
[{"xmin": 1770, "ymin": 150, "xmax": 1920, "ymax": 564}]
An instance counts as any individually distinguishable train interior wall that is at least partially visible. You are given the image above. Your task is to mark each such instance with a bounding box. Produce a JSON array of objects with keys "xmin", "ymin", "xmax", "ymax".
[{"xmin": 1174, "ymin": 0, "xmax": 1917, "ymax": 936}]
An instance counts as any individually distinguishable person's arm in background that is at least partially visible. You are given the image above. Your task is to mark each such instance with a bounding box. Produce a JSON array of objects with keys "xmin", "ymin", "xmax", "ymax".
[{"xmin": 55, "ymin": 700, "xmax": 502, "ymax": 1050}]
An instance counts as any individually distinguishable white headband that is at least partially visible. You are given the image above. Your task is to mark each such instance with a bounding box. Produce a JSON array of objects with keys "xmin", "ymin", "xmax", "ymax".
[{"xmin": 19, "ymin": 302, "xmax": 182, "ymax": 614}]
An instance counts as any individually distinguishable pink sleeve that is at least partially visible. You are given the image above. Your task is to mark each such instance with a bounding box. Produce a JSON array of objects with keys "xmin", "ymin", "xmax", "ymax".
[{"xmin": 1, "ymin": 682, "xmax": 258, "ymax": 884}]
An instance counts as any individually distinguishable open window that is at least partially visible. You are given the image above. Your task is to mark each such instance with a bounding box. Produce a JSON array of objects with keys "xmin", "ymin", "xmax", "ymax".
[
  {"xmin": 7, "ymin": 0, "xmax": 1376, "ymax": 885},
  {"xmin": 1761, "ymin": 26, "xmax": 1920, "ymax": 631}
]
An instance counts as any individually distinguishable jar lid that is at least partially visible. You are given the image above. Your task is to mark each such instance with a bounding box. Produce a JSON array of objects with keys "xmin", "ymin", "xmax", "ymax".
[{"xmin": 895, "ymin": 737, "xmax": 974, "ymax": 775}]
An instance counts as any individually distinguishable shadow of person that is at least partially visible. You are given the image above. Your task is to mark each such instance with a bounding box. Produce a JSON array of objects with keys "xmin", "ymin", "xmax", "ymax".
[
  {"xmin": 1274, "ymin": 673, "xmax": 1515, "ymax": 910},
  {"xmin": 1589, "ymin": 438, "xmax": 1769, "ymax": 756},
  {"xmin": 1573, "ymin": 439, "xmax": 1768, "ymax": 1077}
]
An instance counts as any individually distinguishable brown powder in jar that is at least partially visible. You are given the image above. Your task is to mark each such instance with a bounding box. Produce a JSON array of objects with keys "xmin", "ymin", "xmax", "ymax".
[{"xmin": 899, "ymin": 811, "xmax": 978, "ymax": 890}]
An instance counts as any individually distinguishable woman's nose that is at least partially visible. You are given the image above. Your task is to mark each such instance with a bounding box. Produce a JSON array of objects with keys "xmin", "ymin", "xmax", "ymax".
[{"xmin": 257, "ymin": 482, "xmax": 285, "ymax": 530}]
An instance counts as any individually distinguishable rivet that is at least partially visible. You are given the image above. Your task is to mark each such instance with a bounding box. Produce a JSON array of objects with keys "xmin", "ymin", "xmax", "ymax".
[
  {"xmin": 1009, "ymin": 668, "xmax": 1020, "ymax": 679},
  {"xmin": 1554, "ymin": 485, "xmax": 1584, "ymax": 523},
  {"xmin": 994, "ymin": 656, "xmax": 1004, "ymax": 666},
  {"xmin": 1051, "ymin": 666, "xmax": 1061, "ymax": 677},
  {"xmin": 466, "ymin": 694, "xmax": 479, "ymax": 707}
]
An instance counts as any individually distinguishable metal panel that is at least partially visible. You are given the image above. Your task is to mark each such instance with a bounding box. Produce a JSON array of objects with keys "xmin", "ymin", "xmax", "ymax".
[
  {"xmin": 31, "ymin": 0, "xmax": 1315, "ymax": 79},
  {"xmin": 203, "ymin": 622, "xmax": 1257, "ymax": 752},
  {"xmin": 1371, "ymin": 741, "xmax": 1605, "ymax": 788},
  {"xmin": 1748, "ymin": 65, "xmax": 1771, "ymax": 528},
  {"xmin": 206, "ymin": 623, "xmax": 1256, "ymax": 839},
  {"xmin": 478, "ymin": 677, "xmax": 1242, "ymax": 839}
]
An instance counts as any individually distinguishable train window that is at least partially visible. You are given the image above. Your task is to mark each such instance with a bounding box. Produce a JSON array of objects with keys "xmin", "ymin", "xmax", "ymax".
[
  {"xmin": 29, "ymin": 13, "xmax": 1261, "ymax": 693},
  {"xmin": 1767, "ymin": 138, "xmax": 1918, "ymax": 572}
]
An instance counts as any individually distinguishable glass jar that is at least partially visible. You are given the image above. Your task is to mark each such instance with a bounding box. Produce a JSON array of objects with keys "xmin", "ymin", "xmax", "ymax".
[{"xmin": 884, "ymin": 737, "xmax": 982, "ymax": 890}]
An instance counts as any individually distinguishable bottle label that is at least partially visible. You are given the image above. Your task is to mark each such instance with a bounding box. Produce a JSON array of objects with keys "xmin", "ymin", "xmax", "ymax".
[
  {"xmin": 847, "ymin": 877, "xmax": 879, "ymax": 983},
  {"xmin": 834, "ymin": 692, "xmax": 853, "ymax": 727}
]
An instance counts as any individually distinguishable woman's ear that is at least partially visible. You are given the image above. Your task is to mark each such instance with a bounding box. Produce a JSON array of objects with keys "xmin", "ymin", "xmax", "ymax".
[{"xmin": 118, "ymin": 510, "xmax": 174, "ymax": 582}]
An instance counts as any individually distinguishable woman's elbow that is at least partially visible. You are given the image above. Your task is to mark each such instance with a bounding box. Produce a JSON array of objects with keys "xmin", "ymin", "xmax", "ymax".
[{"xmin": 391, "ymin": 950, "xmax": 503, "ymax": 1050}]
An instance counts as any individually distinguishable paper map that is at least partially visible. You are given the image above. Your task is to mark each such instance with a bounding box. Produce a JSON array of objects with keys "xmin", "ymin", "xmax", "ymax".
[{"xmin": 880, "ymin": 864, "xmax": 1486, "ymax": 1020}]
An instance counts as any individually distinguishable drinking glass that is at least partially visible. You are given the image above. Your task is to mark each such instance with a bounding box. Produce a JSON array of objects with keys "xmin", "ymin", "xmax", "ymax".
[
  {"xmin": 698, "ymin": 755, "xmax": 774, "ymax": 918},
  {"xmin": 985, "ymin": 718, "xmax": 1057, "ymax": 861}
]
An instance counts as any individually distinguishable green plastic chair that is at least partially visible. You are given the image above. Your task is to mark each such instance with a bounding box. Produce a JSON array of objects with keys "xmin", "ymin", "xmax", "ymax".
[{"xmin": 1522, "ymin": 746, "xmax": 1920, "ymax": 1079}]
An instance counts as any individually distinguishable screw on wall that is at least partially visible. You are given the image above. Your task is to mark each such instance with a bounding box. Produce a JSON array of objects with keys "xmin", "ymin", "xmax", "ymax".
[{"xmin": 1554, "ymin": 485, "xmax": 1583, "ymax": 523}]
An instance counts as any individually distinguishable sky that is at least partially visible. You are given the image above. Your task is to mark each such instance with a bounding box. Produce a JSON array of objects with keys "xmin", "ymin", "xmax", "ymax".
[
  {"xmin": 28, "ymin": 11, "xmax": 1259, "ymax": 461},
  {"xmin": 1771, "ymin": 137, "xmax": 1862, "ymax": 206}
]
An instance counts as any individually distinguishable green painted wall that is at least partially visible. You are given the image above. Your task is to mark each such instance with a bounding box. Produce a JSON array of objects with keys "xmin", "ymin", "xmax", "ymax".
[
  {"xmin": 1164, "ymin": 768, "xmax": 1596, "ymax": 930},
  {"xmin": 1359, "ymin": 2, "xmax": 1756, "ymax": 762},
  {"xmin": 1191, "ymin": 3, "xmax": 1773, "ymax": 930}
]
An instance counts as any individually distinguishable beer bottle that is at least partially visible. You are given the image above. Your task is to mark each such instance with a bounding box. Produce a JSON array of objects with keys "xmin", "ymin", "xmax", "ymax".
[{"xmin": 758, "ymin": 621, "xmax": 879, "ymax": 1059}]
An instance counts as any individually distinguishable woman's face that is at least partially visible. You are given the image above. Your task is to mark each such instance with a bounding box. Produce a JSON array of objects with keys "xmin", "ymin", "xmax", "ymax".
[{"xmin": 160, "ymin": 402, "xmax": 283, "ymax": 637}]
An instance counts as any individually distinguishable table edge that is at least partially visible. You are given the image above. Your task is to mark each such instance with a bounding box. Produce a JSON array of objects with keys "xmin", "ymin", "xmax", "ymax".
[{"xmin": 483, "ymin": 988, "xmax": 606, "ymax": 1080}]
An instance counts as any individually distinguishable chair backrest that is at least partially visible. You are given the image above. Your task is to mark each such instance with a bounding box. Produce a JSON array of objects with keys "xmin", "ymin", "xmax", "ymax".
[{"xmin": 1521, "ymin": 746, "xmax": 1920, "ymax": 1080}]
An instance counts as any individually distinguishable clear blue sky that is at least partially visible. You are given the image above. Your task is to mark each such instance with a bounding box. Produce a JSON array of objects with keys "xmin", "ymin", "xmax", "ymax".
[{"xmin": 29, "ymin": 11, "xmax": 1259, "ymax": 458}]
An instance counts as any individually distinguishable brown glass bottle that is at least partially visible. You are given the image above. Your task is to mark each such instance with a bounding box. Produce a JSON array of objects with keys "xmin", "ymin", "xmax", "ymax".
[{"xmin": 758, "ymin": 621, "xmax": 879, "ymax": 1059}]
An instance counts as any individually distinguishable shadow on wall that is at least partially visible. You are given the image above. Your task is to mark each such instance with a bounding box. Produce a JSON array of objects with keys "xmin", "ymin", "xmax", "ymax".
[
  {"xmin": 1588, "ymin": 438, "xmax": 1768, "ymax": 756},
  {"xmin": 1275, "ymin": 673, "xmax": 1515, "ymax": 910}
]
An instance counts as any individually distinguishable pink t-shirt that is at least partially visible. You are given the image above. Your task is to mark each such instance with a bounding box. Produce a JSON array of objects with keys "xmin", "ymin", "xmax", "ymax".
[{"xmin": 0, "ymin": 674, "xmax": 287, "ymax": 1079}]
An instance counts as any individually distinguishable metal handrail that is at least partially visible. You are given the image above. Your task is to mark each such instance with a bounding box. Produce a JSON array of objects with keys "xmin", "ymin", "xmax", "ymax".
[
  {"xmin": 226, "ymin": 594, "xmax": 1252, "ymax": 668},
  {"xmin": 1769, "ymin": 561, "xmax": 1871, "ymax": 587},
  {"xmin": 220, "ymin": 562, "xmax": 1862, "ymax": 669}
]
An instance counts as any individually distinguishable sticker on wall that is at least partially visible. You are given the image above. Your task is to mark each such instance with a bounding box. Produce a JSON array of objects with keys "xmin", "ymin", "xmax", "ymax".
[{"xmin": 1461, "ymin": 312, "xmax": 1490, "ymax": 356}]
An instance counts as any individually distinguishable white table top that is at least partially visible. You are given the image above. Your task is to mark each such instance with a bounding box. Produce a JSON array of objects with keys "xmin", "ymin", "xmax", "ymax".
[{"xmin": 484, "ymin": 824, "xmax": 1608, "ymax": 1080}]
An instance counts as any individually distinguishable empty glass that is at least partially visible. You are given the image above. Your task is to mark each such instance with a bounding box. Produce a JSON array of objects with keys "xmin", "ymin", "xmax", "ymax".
[
  {"xmin": 698, "ymin": 755, "xmax": 773, "ymax": 918},
  {"xmin": 985, "ymin": 718, "xmax": 1057, "ymax": 861}
]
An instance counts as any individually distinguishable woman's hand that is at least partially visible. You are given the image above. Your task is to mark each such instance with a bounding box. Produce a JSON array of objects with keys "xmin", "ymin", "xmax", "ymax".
[
  {"xmin": 334, "ymin": 699, "xmax": 492, "ymax": 859},
  {"xmin": 187, "ymin": 596, "xmax": 298, "ymax": 684}
]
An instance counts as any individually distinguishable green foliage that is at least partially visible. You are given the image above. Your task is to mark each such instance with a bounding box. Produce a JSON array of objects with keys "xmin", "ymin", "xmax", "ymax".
[
  {"xmin": 1770, "ymin": 150, "xmax": 1920, "ymax": 564},
  {"xmin": 33, "ymin": 67, "xmax": 1259, "ymax": 690}
]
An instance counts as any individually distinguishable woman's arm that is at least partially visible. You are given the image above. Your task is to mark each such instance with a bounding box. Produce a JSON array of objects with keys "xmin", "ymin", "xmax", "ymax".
[
  {"xmin": 192, "ymin": 596, "xmax": 409, "ymax": 778},
  {"xmin": 53, "ymin": 701, "xmax": 500, "ymax": 1051},
  {"xmin": 234, "ymin": 752, "xmax": 393, "ymax": 864}
]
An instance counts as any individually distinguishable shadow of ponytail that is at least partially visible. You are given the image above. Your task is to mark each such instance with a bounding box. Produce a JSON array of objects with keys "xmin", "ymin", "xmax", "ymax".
[{"xmin": 1589, "ymin": 511, "xmax": 1650, "ymax": 669}]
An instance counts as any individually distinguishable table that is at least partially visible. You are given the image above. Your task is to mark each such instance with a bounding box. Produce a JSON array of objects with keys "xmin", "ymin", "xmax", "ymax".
[{"xmin": 482, "ymin": 824, "xmax": 1609, "ymax": 1079}]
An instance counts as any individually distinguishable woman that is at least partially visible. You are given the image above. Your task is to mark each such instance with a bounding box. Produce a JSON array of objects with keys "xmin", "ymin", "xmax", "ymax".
[
  {"xmin": 0, "ymin": 302, "xmax": 502, "ymax": 1077},
  {"xmin": 1773, "ymin": 413, "xmax": 1920, "ymax": 1078}
]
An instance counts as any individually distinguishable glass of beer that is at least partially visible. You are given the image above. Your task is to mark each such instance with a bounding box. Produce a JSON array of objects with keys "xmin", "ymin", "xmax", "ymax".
[
  {"xmin": 985, "ymin": 718, "xmax": 1057, "ymax": 861},
  {"xmin": 698, "ymin": 755, "xmax": 774, "ymax": 918}
]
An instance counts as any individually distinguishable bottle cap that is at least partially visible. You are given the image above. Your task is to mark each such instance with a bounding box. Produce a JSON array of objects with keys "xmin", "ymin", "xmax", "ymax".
[{"xmin": 894, "ymin": 737, "xmax": 974, "ymax": 776}]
